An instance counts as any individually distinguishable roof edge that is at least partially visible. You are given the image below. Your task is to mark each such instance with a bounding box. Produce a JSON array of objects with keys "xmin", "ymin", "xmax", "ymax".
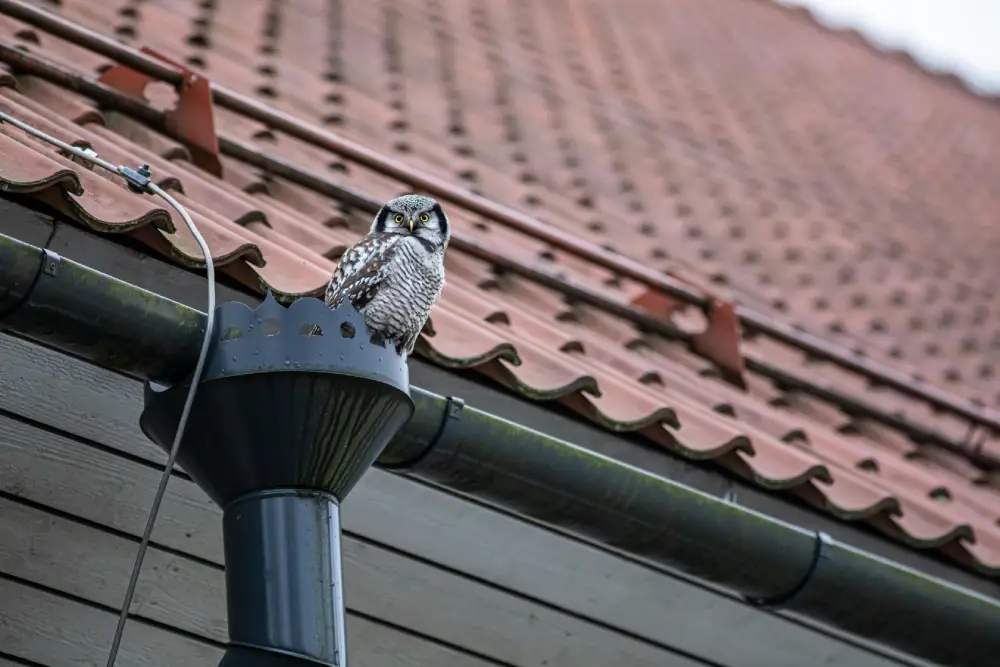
[
  {"xmin": 767, "ymin": 0, "xmax": 1000, "ymax": 105},
  {"xmin": 2, "ymin": 228, "xmax": 998, "ymax": 666}
]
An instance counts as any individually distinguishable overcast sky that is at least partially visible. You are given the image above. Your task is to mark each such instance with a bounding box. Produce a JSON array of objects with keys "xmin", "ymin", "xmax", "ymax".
[{"xmin": 776, "ymin": 0, "xmax": 1000, "ymax": 94}]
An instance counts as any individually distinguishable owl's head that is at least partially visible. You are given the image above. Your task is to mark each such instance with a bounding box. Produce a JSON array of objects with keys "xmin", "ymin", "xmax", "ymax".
[{"xmin": 372, "ymin": 194, "xmax": 450, "ymax": 249}]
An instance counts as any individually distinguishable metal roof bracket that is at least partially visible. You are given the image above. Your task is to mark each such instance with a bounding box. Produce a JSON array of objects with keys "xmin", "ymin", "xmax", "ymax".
[
  {"xmin": 691, "ymin": 297, "xmax": 747, "ymax": 389},
  {"xmin": 631, "ymin": 288, "xmax": 747, "ymax": 388},
  {"xmin": 97, "ymin": 47, "xmax": 222, "ymax": 177}
]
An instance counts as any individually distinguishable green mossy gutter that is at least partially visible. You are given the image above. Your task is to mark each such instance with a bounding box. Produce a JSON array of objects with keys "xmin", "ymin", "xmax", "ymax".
[
  {"xmin": 1, "ymin": 231, "xmax": 998, "ymax": 666},
  {"xmin": 0, "ymin": 232, "xmax": 204, "ymax": 380}
]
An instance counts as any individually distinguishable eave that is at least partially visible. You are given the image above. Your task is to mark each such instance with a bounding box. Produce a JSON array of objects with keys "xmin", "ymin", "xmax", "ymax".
[{"xmin": 2, "ymin": 215, "xmax": 999, "ymax": 667}]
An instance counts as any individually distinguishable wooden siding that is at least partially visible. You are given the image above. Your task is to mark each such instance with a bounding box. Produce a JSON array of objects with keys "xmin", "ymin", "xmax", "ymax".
[{"xmin": 0, "ymin": 332, "xmax": 911, "ymax": 667}]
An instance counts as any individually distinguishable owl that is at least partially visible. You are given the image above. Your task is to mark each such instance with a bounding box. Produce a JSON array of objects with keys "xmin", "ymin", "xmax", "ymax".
[{"xmin": 319, "ymin": 194, "xmax": 450, "ymax": 357}]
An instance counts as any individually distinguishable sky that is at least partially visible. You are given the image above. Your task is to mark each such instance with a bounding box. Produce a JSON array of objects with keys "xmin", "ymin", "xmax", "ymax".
[{"xmin": 776, "ymin": 0, "xmax": 1000, "ymax": 94}]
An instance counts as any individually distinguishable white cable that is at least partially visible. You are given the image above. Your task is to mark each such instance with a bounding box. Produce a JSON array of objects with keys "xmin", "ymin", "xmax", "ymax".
[
  {"xmin": 104, "ymin": 181, "xmax": 215, "ymax": 667},
  {"xmin": 0, "ymin": 111, "xmax": 121, "ymax": 172},
  {"xmin": 0, "ymin": 111, "xmax": 217, "ymax": 667}
]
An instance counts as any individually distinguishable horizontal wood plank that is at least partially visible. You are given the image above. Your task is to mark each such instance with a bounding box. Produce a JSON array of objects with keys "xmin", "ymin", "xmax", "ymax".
[
  {"xmin": 0, "ymin": 498, "xmax": 227, "ymax": 642},
  {"xmin": 0, "ymin": 500, "xmax": 497, "ymax": 667},
  {"xmin": 0, "ymin": 415, "xmax": 703, "ymax": 667},
  {"xmin": 0, "ymin": 334, "xmax": 146, "ymax": 458},
  {"xmin": 0, "ymin": 574, "xmax": 490, "ymax": 667},
  {"xmin": 0, "ymin": 577, "xmax": 221, "ymax": 667},
  {"xmin": 0, "ymin": 197, "xmax": 55, "ymax": 247},
  {"xmin": 0, "ymin": 333, "xmax": 899, "ymax": 667}
]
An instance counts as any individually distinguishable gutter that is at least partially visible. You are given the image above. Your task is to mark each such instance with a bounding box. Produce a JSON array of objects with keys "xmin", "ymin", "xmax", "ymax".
[
  {"xmin": 1, "ymin": 231, "xmax": 998, "ymax": 667},
  {"xmin": 0, "ymin": 231, "xmax": 203, "ymax": 380}
]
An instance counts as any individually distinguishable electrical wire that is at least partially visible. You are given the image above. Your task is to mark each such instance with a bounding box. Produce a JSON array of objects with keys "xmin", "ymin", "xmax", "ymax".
[{"xmin": 0, "ymin": 111, "xmax": 217, "ymax": 667}]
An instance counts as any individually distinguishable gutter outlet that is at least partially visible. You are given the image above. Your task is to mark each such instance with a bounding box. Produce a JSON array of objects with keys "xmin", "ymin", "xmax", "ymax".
[{"xmin": 139, "ymin": 293, "xmax": 414, "ymax": 666}]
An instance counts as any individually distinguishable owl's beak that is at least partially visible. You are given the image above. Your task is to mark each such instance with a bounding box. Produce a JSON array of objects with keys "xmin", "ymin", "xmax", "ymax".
[{"xmin": 408, "ymin": 217, "xmax": 415, "ymax": 233}]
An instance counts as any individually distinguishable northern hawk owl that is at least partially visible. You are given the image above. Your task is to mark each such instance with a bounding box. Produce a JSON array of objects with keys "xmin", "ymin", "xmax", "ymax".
[{"xmin": 321, "ymin": 194, "xmax": 450, "ymax": 357}]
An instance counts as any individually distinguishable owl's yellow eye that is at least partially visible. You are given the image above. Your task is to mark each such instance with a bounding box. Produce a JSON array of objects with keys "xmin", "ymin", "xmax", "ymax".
[
  {"xmin": 393, "ymin": 214, "xmax": 404, "ymax": 224},
  {"xmin": 419, "ymin": 213, "xmax": 430, "ymax": 223}
]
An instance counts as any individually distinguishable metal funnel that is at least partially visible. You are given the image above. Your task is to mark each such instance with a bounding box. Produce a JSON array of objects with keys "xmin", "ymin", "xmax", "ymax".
[{"xmin": 140, "ymin": 293, "xmax": 414, "ymax": 667}]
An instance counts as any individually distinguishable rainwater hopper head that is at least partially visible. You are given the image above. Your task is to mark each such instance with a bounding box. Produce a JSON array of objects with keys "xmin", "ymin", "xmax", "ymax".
[{"xmin": 140, "ymin": 293, "xmax": 415, "ymax": 667}]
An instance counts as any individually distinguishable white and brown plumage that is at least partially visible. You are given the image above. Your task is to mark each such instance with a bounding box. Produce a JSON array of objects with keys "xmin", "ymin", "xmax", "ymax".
[{"xmin": 322, "ymin": 194, "xmax": 450, "ymax": 357}]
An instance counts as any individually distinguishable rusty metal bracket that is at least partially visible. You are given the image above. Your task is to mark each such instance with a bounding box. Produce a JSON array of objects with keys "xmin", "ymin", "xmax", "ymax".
[
  {"xmin": 693, "ymin": 297, "xmax": 747, "ymax": 389},
  {"xmin": 630, "ymin": 287, "xmax": 688, "ymax": 321},
  {"xmin": 98, "ymin": 47, "xmax": 222, "ymax": 177},
  {"xmin": 631, "ymin": 286, "xmax": 747, "ymax": 389}
]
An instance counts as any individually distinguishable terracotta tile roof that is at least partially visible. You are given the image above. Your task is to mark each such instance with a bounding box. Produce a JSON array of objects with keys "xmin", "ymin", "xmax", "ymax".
[{"xmin": 2, "ymin": 0, "xmax": 1000, "ymax": 577}]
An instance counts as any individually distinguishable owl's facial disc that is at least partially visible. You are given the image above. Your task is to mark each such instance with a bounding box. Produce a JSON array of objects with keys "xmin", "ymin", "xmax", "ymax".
[{"xmin": 373, "ymin": 194, "xmax": 449, "ymax": 248}]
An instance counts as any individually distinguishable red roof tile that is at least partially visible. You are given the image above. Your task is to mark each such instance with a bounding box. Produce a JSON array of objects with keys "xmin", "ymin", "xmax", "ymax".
[{"xmin": 2, "ymin": 0, "xmax": 1000, "ymax": 577}]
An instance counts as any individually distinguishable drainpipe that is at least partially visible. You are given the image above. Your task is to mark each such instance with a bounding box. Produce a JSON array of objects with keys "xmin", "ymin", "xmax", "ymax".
[
  {"xmin": 138, "ymin": 291, "xmax": 414, "ymax": 667},
  {"xmin": 2, "ymin": 231, "xmax": 1000, "ymax": 667},
  {"xmin": 1, "ymin": 232, "xmax": 413, "ymax": 665}
]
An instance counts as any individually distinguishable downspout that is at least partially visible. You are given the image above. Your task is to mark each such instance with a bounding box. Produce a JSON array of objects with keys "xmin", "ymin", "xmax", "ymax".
[
  {"xmin": 0, "ymin": 234, "xmax": 416, "ymax": 667},
  {"xmin": 1, "ymin": 231, "xmax": 999, "ymax": 667}
]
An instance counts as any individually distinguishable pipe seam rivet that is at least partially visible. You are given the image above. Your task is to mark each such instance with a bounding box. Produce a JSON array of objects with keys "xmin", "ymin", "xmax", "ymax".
[{"xmin": 41, "ymin": 249, "xmax": 61, "ymax": 277}]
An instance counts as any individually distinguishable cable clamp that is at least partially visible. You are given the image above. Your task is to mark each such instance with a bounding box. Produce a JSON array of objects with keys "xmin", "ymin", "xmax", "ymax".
[
  {"xmin": 66, "ymin": 147, "xmax": 100, "ymax": 171},
  {"xmin": 119, "ymin": 163, "xmax": 153, "ymax": 195}
]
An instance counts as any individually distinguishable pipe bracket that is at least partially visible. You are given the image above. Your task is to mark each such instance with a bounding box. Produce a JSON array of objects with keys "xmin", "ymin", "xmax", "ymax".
[
  {"xmin": 744, "ymin": 530, "xmax": 832, "ymax": 609},
  {"xmin": 422, "ymin": 395, "xmax": 465, "ymax": 456},
  {"xmin": 381, "ymin": 395, "xmax": 465, "ymax": 470},
  {"xmin": 0, "ymin": 233, "xmax": 45, "ymax": 321}
]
